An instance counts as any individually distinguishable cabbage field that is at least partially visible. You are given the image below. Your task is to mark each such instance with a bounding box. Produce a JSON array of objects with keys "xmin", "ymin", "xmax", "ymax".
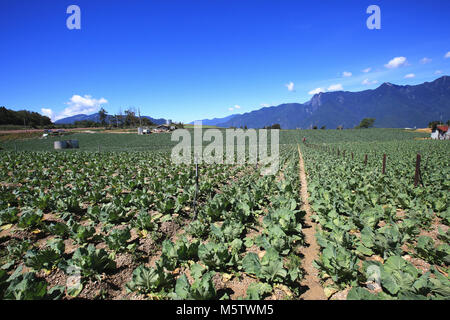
[{"xmin": 0, "ymin": 129, "xmax": 449, "ymax": 300}]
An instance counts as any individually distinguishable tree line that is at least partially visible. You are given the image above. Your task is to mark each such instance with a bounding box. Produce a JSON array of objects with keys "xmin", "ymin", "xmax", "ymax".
[
  {"xmin": 0, "ymin": 106, "xmax": 52, "ymax": 127},
  {"xmin": 428, "ymin": 120, "xmax": 450, "ymax": 130}
]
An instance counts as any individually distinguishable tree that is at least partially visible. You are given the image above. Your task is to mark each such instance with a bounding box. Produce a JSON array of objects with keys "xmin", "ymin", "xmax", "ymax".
[
  {"xmin": 428, "ymin": 121, "xmax": 438, "ymax": 131},
  {"xmin": 124, "ymin": 108, "xmax": 138, "ymax": 127},
  {"xmin": 313, "ymin": 125, "xmax": 318, "ymax": 130},
  {"xmin": 98, "ymin": 107, "xmax": 108, "ymax": 126},
  {"xmin": 320, "ymin": 125, "xmax": 326, "ymax": 129},
  {"xmin": 141, "ymin": 118, "xmax": 154, "ymax": 126},
  {"xmin": 271, "ymin": 124, "xmax": 281, "ymax": 129},
  {"xmin": 175, "ymin": 122, "xmax": 184, "ymax": 129},
  {"xmin": 0, "ymin": 106, "xmax": 52, "ymax": 127},
  {"xmin": 118, "ymin": 107, "xmax": 124, "ymax": 128},
  {"xmin": 356, "ymin": 118, "xmax": 375, "ymax": 129}
]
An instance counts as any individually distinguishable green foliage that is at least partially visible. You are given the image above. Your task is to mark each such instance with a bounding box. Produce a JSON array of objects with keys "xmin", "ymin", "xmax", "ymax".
[
  {"xmin": 355, "ymin": 118, "xmax": 375, "ymax": 129},
  {"xmin": 5, "ymin": 239, "xmax": 32, "ymax": 262},
  {"xmin": 415, "ymin": 236, "xmax": 450, "ymax": 266},
  {"xmin": 67, "ymin": 219, "xmax": 96, "ymax": 244},
  {"xmin": 198, "ymin": 242, "xmax": 232, "ymax": 270},
  {"xmin": 0, "ymin": 207, "xmax": 19, "ymax": 225},
  {"xmin": 1, "ymin": 129, "xmax": 447, "ymax": 301},
  {"xmin": 210, "ymin": 220, "xmax": 245, "ymax": 243},
  {"xmin": 105, "ymin": 228, "xmax": 131, "ymax": 252},
  {"xmin": 359, "ymin": 256, "xmax": 450, "ymax": 299},
  {"xmin": 159, "ymin": 238, "xmax": 200, "ymax": 271},
  {"xmin": 313, "ymin": 243, "xmax": 359, "ymax": 287},
  {"xmin": 245, "ymin": 282, "xmax": 273, "ymax": 299},
  {"xmin": 69, "ymin": 244, "xmax": 116, "ymax": 278},
  {"xmin": 186, "ymin": 220, "xmax": 209, "ymax": 238},
  {"xmin": 172, "ymin": 269, "xmax": 217, "ymax": 300},
  {"xmin": 360, "ymin": 224, "xmax": 405, "ymax": 259},
  {"xmin": 1, "ymin": 266, "xmax": 47, "ymax": 300},
  {"xmin": 25, "ymin": 246, "xmax": 62, "ymax": 271},
  {"xmin": 242, "ymin": 248, "xmax": 287, "ymax": 283},
  {"xmin": 132, "ymin": 210, "xmax": 157, "ymax": 232},
  {"xmin": 126, "ymin": 264, "xmax": 174, "ymax": 295},
  {"xmin": 0, "ymin": 106, "xmax": 52, "ymax": 127},
  {"xmin": 17, "ymin": 208, "xmax": 43, "ymax": 229}
]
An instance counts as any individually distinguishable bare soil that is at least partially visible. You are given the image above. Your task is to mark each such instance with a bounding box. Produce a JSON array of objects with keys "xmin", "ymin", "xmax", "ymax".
[{"xmin": 297, "ymin": 144, "xmax": 326, "ymax": 300}]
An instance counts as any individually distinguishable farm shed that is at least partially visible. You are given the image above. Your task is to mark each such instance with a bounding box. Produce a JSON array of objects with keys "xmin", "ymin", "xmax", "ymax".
[
  {"xmin": 431, "ymin": 125, "xmax": 449, "ymax": 140},
  {"xmin": 153, "ymin": 124, "xmax": 176, "ymax": 133}
]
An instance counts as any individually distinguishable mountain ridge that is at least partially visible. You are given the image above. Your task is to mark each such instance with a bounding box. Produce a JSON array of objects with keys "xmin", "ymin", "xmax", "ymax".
[
  {"xmin": 54, "ymin": 113, "xmax": 167, "ymax": 125},
  {"xmin": 215, "ymin": 76, "xmax": 450, "ymax": 129}
]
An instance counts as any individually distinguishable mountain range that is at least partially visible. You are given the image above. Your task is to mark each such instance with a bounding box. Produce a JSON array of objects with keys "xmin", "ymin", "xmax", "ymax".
[
  {"xmin": 193, "ymin": 76, "xmax": 450, "ymax": 129},
  {"xmin": 54, "ymin": 113, "xmax": 167, "ymax": 125},
  {"xmin": 55, "ymin": 76, "xmax": 450, "ymax": 129},
  {"xmin": 188, "ymin": 114, "xmax": 238, "ymax": 126}
]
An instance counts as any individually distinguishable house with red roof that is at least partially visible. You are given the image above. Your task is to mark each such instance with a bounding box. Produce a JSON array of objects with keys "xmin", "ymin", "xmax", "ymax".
[{"xmin": 431, "ymin": 125, "xmax": 449, "ymax": 140}]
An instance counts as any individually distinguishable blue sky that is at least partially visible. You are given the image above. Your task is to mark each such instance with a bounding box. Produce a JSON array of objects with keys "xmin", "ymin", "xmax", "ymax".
[{"xmin": 1, "ymin": 0, "xmax": 449, "ymax": 123}]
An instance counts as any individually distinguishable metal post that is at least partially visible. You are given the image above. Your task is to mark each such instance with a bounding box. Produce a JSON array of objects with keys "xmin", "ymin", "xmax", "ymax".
[{"xmin": 414, "ymin": 154, "xmax": 421, "ymax": 187}]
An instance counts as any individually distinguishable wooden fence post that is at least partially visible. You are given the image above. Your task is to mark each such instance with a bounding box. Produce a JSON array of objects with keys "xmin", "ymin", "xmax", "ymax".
[
  {"xmin": 382, "ymin": 154, "xmax": 386, "ymax": 174},
  {"xmin": 414, "ymin": 154, "xmax": 421, "ymax": 187},
  {"xmin": 193, "ymin": 157, "xmax": 200, "ymax": 218},
  {"xmin": 364, "ymin": 154, "xmax": 367, "ymax": 166}
]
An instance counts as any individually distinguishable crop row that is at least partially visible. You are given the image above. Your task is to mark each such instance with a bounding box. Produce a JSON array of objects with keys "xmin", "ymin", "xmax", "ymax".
[
  {"xmin": 301, "ymin": 139, "xmax": 449, "ymax": 300},
  {"xmin": 0, "ymin": 146, "xmax": 307, "ymax": 299}
]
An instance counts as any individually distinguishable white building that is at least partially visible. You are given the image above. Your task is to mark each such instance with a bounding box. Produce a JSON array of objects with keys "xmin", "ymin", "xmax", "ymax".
[{"xmin": 431, "ymin": 125, "xmax": 449, "ymax": 140}]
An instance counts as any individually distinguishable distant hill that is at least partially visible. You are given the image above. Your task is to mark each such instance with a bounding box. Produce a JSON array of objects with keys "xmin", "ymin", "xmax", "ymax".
[
  {"xmin": 55, "ymin": 112, "xmax": 167, "ymax": 125},
  {"xmin": 54, "ymin": 113, "xmax": 99, "ymax": 124},
  {"xmin": 189, "ymin": 114, "xmax": 238, "ymax": 126},
  {"xmin": 216, "ymin": 76, "xmax": 450, "ymax": 129}
]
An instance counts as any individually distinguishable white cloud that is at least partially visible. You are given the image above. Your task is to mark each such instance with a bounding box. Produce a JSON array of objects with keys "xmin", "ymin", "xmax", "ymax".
[
  {"xmin": 362, "ymin": 78, "xmax": 378, "ymax": 85},
  {"xmin": 41, "ymin": 108, "xmax": 55, "ymax": 121},
  {"xmin": 308, "ymin": 87, "xmax": 326, "ymax": 95},
  {"xmin": 55, "ymin": 94, "xmax": 108, "ymax": 120},
  {"xmin": 362, "ymin": 67, "xmax": 371, "ymax": 73},
  {"xmin": 434, "ymin": 70, "xmax": 443, "ymax": 75},
  {"xmin": 420, "ymin": 57, "xmax": 432, "ymax": 64},
  {"xmin": 327, "ymin": 83, "xmax": 343, "ymax": 91},
  {"xmin": 404, "ymin": 73, "xmax": 415, "ymax": 79},
  {"xmin": 285, "ymin": 82, "xmax": 295, "ymax": 92},
  {"xmin": 260, "ymin": 103, "xmax": 269, "ymax": 107},
  {"xmin": 342, "ymin": 71, "xmax": 352, "ymax": 77},
  {"xmin": 234, "ymin": 105, "xmax": 241, "ymax": 109},
  {"xmin": 445, "ymin": 51, "xmax": 450, "ymax": 58},
  {"xmin": 384, "ymin": 56, "xmax": 407, "ymax": 69},
  {"xmin": 228, "ymin": 107, "xmax": 234, "ymax": 111}
]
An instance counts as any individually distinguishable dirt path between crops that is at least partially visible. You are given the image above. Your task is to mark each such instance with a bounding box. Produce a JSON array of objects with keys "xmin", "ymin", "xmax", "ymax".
[{"xmin": 297, "ymin": 144, "xmax": 326, "ymax": 300}]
